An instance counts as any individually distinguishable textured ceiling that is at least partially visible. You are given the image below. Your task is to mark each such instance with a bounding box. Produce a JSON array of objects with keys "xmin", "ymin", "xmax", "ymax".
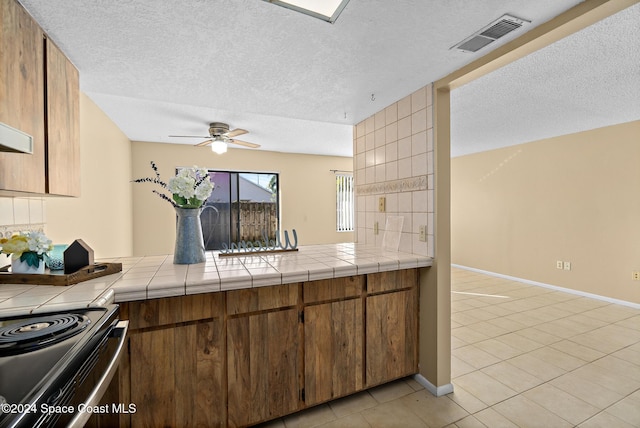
[
  {"xmin": 16, "ymin": 0, "xmax": 638, "ymax": 157},
  {"xmin": 451, "ymin": 2, "xmax": 640, "ymax": 157}
]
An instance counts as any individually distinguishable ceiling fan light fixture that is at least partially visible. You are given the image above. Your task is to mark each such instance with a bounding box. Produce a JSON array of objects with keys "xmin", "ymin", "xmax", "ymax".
[{"xmin": 210, "ymin": 138, "xmax": 227, "ymax": 154}]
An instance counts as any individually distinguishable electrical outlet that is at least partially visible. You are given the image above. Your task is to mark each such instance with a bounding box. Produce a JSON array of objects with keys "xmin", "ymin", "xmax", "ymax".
[
  {"xmin": 378, "ymin": 197, "xmax": 386, "ymax": 212},
  {"xmin": 556, "ymin": 260, "xmax": 563, "ymax": 269},
  {"xmin": 563, "ymin": 261, "xmax": 571, "ymax": 271},
  {"xmin": 373, "ymin": 221, "xmax": 379, "ymax": 235},
  {"xmin": 419, "ymin": 225, "xmax": 427, "ymax": 242},
  {"xmin": 633, "ymin": 271, "xmax": 640, "ymax": 281}
]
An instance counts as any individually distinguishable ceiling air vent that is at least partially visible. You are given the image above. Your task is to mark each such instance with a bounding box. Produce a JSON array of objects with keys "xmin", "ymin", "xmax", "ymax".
[{"xmin": 451, "ymin": 14, "xmax": 531, "ymax": 53}]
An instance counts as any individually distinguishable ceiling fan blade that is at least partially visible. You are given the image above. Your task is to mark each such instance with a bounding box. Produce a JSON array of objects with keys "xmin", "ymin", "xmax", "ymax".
[
  {"xmin": 226, "ymin": 128, "xmax": 248, "ymax": 138},
  {"xmin": 196, "ymin": 139, "xmax": 213, "ymax": 147},
  {"xmin": 229, "ymin": 139, "xmax": 260, "ymax": 149},
  {"xmin": 169, "ymin": 135, "xmax": 210, "ymax": 138}
]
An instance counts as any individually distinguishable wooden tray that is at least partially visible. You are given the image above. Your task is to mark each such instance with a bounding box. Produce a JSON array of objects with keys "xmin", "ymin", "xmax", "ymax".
[{"xmin": 0, "ymin": 262, "xmax": 123, "ymax": 286}]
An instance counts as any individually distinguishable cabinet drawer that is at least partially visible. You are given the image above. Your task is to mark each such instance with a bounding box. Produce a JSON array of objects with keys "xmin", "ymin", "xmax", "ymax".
[
  {"xmin": 367, "ymin": 269, "xmax": 418, "ymax": 294},
  {"xmin": 227, "ymin": 283, "xmax": 299, "ymax": 315},
  {"xmin": 122, "ymin": 293, "xmax": 224, "ymax": 330},
  {"xmin": 304, "ymin": 276, "xmax": 364, "ymax": 304}
]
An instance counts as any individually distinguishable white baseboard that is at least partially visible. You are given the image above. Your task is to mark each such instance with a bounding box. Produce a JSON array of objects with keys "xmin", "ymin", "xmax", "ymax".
[
  {"xmin": 413, "ymin": 374, "xmax": 454, "ymax": 397},
  {"xmin": 452, "ymin": 264, "xmax": 640, "ymax": 310}
]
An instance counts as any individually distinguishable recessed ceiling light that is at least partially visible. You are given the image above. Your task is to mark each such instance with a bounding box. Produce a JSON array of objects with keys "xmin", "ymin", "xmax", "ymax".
[{"xmin": 264, "ymin": 0, "xmax": 351, "ymax": 23}]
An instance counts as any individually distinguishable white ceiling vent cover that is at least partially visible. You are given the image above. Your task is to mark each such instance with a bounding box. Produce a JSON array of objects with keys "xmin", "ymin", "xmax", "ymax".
[{"xmin": 452, "ymin": 14, "xmax": 531, "ymax": 53}]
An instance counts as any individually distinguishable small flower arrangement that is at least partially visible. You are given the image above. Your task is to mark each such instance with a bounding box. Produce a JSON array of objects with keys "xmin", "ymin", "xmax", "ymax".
[
  {"xmin": 0, "ymin": 231, "xmax": 53, "ymax": 267},
  {"xmin": 133, "ymin": 161, "xmax": 214, "ymax": 209}
]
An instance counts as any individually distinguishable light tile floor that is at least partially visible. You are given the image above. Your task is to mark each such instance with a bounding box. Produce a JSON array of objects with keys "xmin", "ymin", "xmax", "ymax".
[{"xmin": 258, "ymin": 268, "xmax": 640, "ymax": 427}]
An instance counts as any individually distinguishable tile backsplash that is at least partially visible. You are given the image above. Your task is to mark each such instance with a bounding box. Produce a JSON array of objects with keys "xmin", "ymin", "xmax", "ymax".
[
  {"xmin": 0, "ymin": 197, "xmax": 46, "ymax": 265},
  {"xmin": 354, "ymin": 84, "xmax": 434, "ymax": 257}
]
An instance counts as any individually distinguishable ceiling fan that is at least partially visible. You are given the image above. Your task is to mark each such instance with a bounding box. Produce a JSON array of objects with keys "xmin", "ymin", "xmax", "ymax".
[{"xmin": 170, "ymin": 122, "xmax": 260, "ymax": 154}]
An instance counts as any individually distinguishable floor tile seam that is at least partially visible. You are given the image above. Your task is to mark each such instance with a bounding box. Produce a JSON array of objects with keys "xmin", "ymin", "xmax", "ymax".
[
  {"xmin": 464, "ymin": 380, "xmax": 588, "ymax": 428},
  {"xmin": 473, "ymin": 340, "xmax": 545, "ymax": 360},
  {"xmin": 545, "ymin": 354, "xmax": 640, "ymax": 398},
  {"xmin": 475, "ymin": 323, "xmax": 562, "ymax": 348},
  {"xmin": 326, "ymin": 390, "xmax": 378, "ymax": 419},
  {"xmin": 470, "ymin": 351, "xmax": 583, "ymax": 386},
  {"xmin": 569, "ymin": 358, "xmax": 640, "ymax": 395},
  {"xmin": 491, "ymin": 390, "xmax": 592, "ymax": 428},
  {"xmin": 531, "ymin": 311, "xmax": 615, "ymax": 332},
  {"xmin": 451, "ymin": 310, "xmax": 502, "ymax": 323},
  {"xmin": 605, "ymin": 344, "xmax": 640, "ymax": 367},
  {"xmin": 452, "ymin": 324, "xmax": 550, "ymax": 347},
  {"xmin": 559, "ymin": 337, "xmax": 622, "ymax": 362},
  {"xmin": 562, "ymin": 333, "xmax": 640, "ymax": 358},
  {"xmin": 365, "ymin": 394, "xmax": 432, "ymax": 427},
  {"xmin": 603, "ymin": 385, "xmax": 640, "ymax": 409},
  {"xmin": 578, "ymin": 409, "xmax": 632, "ymax": 428}
]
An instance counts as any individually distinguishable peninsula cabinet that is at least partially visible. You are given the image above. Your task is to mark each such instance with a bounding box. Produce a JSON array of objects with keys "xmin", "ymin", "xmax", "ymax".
[
  {"xmin": 109, "ymin": 268, "xmax": 419, "ymax": 427},
  {"xmin": 0, "ymin": 0, "xmax": 80, "ymax": 196}
]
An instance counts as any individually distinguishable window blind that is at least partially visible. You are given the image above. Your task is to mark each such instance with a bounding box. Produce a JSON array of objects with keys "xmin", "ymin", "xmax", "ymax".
[{"xmin": 336, "ymin": 173, "xmax": 354, "ymax": 232}]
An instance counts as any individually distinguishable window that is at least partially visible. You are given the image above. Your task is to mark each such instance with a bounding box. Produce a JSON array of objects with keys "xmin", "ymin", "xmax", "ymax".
[
  {"xmin": 200, "ymin": 171, "xmax": 279, "ymax": 250},
  {"xmin": 336, "ymin": 173, "xmax": 354, "ymax": 232}
]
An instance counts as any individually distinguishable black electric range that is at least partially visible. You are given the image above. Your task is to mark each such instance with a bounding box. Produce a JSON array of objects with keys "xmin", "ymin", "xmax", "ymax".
[{"xmin": 0, "ymin": 304, "xmax": 128, "ymax": 428}]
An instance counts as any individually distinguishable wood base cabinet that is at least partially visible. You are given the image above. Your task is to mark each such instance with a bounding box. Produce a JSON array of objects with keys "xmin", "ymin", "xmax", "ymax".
[
  {"xmin": 109, "ymin": 269, "xmax": 419, "ymax": 427},
  {"xmin": 226, "ymin": 284, "xmax": 301, "ymax": 427},
  {"xmin": 116, "ymin": 294, "xmax": 226, "ymax": 428},
  {"xmin": 366, "ymin": 270, "xmax": 419, "ymax": 387},
  {"xmin": 303, "ymin": 276, "xmax": 364, "ymax": 406}
]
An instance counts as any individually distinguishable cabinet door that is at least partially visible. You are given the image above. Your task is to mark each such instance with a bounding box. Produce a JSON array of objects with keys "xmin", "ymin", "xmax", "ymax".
[
  {"xmin": 128, "ymin": 320, "xmax": 225, "ymax": 428},
  {"xmin": 122, "ymin": 294, "xmax": 226, "ymax": 428},
  {"xmin": 45, "ymin": 38, "xmax": 80, "ymax": 196},
  {"xmin": 0, "ymin": 0, "xmax": 46, "ymax": 193},
  {"xmin": 227, "ymin": 309, "xmax": 300, "ymax": 427},
  {"xmin": 366, "ymin": 288, "xmax": 418, "ymax": 387},
  {"xmin": 304, "ymin": 299, "xmax": 363, "ymax": 406}
]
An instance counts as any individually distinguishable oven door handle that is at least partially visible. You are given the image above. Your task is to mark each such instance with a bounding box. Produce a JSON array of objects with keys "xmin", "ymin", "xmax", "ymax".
[{"xmin": 68, "ymin": 320, "xmax": 129, "ymax": 428}]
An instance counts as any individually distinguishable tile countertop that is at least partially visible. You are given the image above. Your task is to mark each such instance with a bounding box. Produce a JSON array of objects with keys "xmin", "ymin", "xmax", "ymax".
[{"xmin": 0, "ymin": 243, "xmax": 432, "ymax": 315}]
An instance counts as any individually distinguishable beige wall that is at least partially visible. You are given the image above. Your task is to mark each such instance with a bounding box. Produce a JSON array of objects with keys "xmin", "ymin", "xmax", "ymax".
[
  {"xmin": 131, "ymin": 141, "xmax": 353, "ymax": 256},
  {"xmin": 45, "ymin": 93, "xmax": 133, "ymax": 258},
  {"xmin": 452, "ymin": 120, "xmax": 640, "ymax": 304}
]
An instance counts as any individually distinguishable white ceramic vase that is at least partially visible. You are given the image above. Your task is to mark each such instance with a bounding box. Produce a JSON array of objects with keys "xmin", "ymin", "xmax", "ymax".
[{"xmin": 12, "ymin": 257, "xmax": 45, "ymax": 274}]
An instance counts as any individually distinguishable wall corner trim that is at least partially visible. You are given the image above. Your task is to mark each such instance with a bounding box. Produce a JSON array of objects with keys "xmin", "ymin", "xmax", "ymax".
[{"xmin": 413, "ymin": 374, "xmax": 454, "ymax": 397}]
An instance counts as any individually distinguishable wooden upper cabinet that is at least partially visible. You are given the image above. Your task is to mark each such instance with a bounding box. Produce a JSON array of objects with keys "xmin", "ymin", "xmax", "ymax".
[
  {"xmin": 0, "ymin": 0, "xmax": 80, "ymax": 196},
  {"xmin": 45, "ymin": 37, "xmax": 80, "ymax": 196},
  {"xmin": 0, "ymin": 0, "xmax": 46, "ymax": 193}
]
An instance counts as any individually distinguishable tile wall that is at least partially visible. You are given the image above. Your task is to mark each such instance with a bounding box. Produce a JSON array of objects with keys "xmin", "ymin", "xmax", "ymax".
[
  {"xmin": 0, "ymin": 197, "xmax": 46, "ymax": 264},
  {"xmin": 354, "ymin": 84, "xmax": 434, "ymax": 257}
]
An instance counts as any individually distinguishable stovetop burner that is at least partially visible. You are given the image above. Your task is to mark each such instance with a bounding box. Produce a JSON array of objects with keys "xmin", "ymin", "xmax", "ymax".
[{"xmin": 0, "ymin": 313, "xmax": 90, "ymax": 355}]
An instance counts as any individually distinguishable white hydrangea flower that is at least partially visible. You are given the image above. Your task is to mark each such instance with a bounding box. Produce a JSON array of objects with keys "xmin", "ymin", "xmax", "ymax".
[
  {"xmin": 167, "ymin": 175, "xmax": 196, "ymax": 199},
  {"xmin": 195, "ymin": 179, "xmax": 214, "ymax": 201},
  {"xmin": 26, "ymin": 231, "xmax": 53, "ymax": 255}
]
